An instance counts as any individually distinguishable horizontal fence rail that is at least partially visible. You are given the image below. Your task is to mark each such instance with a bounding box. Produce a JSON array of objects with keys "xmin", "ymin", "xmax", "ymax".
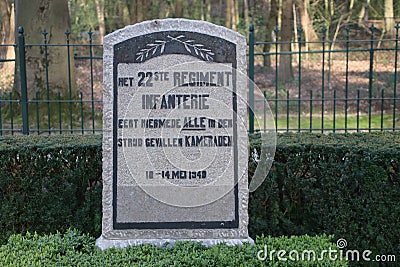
[{"xmin": 0, "ymin": 23, "xmax": 399, "ymax": 135}]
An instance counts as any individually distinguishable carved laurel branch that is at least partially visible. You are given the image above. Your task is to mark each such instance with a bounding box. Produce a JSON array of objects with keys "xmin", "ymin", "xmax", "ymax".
[
  {"xmin": 135, "ymin": 35, "xmax": 214, "ymax": 62},
  {"xmin": 166, "ymin": 35, "xmax": 214, "ymax": 61},
  {"xmin": 135, "ymin": 40, "xmax": 166, "ymax": 62}
]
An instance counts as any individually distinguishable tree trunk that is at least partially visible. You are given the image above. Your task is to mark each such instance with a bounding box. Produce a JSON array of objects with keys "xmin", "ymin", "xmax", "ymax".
[
  {"xmin": 121, "ymin": 2, "xmax": 130, "ymax": 26},
  {"xmin": 14, "ymin": 0, "xmax": 76, "ymax": 99},
  {"xmin": 225, "ymin": 0, "xmax": 232, "ymax": 28},
  {"xmin": 175, "ymin": 0, "xmax": 184, "ymax": 17},
  {"xmin": 231, "ymin": 0, "xmax": 236, "ymax": 31},
  {"xmin": 129, "ymin": 0, "xmax": 138, "ymax": 24},
  {"xmin": 219, "ymin": 0, "xmax": 224, "ymax": 25},
  {"xmin": 384, "ymin": 0, "xmax": 395, "ymax": 37},
  {"xmin": 0, "ymin": 0, "xmax": 14, "ymax": 91},
  {"xmin": 262, "ymin": 0, "xmax": 272, "ymax": 70},
  {"xmin": 244, "ymin": 0, "xmax": 250, "ymax": 32},
  {"xmin": 95, "ymin": 0, "xmax": 105, "ymax": 43},
  {"xmin": 271, "ymin": 0, "xmax": 279, "ymax": 27},
  {"xmin": 136, "ymin": 0, "xmax": 145, "ymax": 22},
  {"xmin": 233, "ymin": 0, "xmax": 239, "ymax": 31},
  {"xmin": 297, "ymin": 0, "xmax": 318, "ymax": 49},
  {"xmin": 206, "ymin": 0, "xmax": 211, "ymax": 20},
  {"xmin": 200, "ymin": 0, "xmax": 205, "ymax": 20},
  {"xmin": 0, "ymin": 0, "xmax": 12, "ymax": 45},
  {"xmin": 278, "ymin": 0, "xmax": 294, "ymax": 82},
  {"xmin": 345, "ymin": 0, "xmax": 355, "ymax": 24},
  {"xmin": 358, "ymin": 0, "xmax": 370, "ymax": 26}
]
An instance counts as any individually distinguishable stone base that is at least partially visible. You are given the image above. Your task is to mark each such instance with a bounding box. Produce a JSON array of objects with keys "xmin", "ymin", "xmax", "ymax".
[{"xmin": 95, "ymin": 235, "xmax": 254, "ymax": 250}]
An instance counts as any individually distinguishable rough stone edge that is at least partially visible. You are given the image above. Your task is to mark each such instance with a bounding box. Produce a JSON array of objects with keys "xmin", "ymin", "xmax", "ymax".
[
  {"xmin": 101, "ymin": 18, "xmax": 249, "ymax": 241},
  {"xmin": 96, "ymin": 235, "xmax": 254, "ymax": 250},
  {"xmin": 104, "ymin": 18, "xmax": 246, "ymax": 48}
]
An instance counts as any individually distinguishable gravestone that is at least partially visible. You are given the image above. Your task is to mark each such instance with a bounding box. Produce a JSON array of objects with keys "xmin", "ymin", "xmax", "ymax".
[{"xmin": 96, "ymin": 18, "xmax": 252, "ymax": 249}]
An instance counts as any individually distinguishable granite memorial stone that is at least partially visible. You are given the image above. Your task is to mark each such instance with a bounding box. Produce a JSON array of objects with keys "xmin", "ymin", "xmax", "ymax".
[{"xmin": 96, "ymin": 18, "xmax": 252, "ymax": 249}]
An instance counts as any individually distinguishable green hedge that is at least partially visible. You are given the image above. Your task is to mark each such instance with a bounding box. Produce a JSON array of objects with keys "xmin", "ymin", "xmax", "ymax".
[
  {"xmin": 0, "ymin": 133, "xmax": 399, "ymax": 261},
  {"xmin": 0, "ymin": 230, "xmax": 347, "ymax": 266},
  {"xmin": 0, "ymin": 135, "xmax": 102, "ymax": 244},
  {"xmin": 249, "ymin": 132, "xmax": 400, "ymax": 260}
]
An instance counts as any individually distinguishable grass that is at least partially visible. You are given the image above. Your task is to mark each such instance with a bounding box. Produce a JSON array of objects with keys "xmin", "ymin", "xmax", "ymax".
[
  {"xmin": 254, "ymin": 114, "xmax": 397, "ymax": 132},
  {"xmin": 0, "ymin": 98, "xmax": 102, "ymax": 135}
]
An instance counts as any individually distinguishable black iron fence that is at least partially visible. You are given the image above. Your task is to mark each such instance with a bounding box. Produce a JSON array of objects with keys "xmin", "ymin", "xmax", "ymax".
[
  {"xmin": 0, "ymin": 27, "xmax": 102, "ymax": 135},
  {"xmin": 0, "ymin": 23, "xmax": 399, "ymax": 135},
  {"xmin": 249, "ymin": 23, "xmax": 400, "ymax": 133}
]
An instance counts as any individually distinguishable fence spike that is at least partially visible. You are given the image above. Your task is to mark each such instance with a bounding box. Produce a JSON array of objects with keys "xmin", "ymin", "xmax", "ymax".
[
  {"xmin": 88, "ymin": 29, "xmax": 93, "ymax": 40},
  {"xmin": 274, "ymin": 25, "xmax": 279, "ymax": 34},
  {"xmin": 65, "ymin": 29, "xmax": 70, "ymax": 38},
  {"xmin": 370, "ymin": 24, "xmax": 375, "ymax": 37},
  {"xmin": 297, "ymin": 26, "xmax": 303, "ymax": 39}
]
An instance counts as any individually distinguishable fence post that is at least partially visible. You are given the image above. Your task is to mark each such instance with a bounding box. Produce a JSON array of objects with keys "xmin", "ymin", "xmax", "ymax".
[
  {"xmin": 297, "ymin": 26, "xmax": 303, "ymax": 132},
  {"xmin": 42, "ymin": 29, "xmax": 51, "ymax": 134},
  {"xmin": 249, "ymin": 24, "xmax": 255, "ymax": 134},
  {"xmin": 393, "ymin": 23, "xmax": 399, "ymax": 131},
  {"xmin": 321, "ymin": 27, "xmax": 326, "ymax": 134},
  {"xmin": 18, "ymin": 26, "xmax": 29, "ymax": 135},
  {"xmin": 274, "ymin": 25, "xmax": 279, "ymax": 131},
  {"xmin": 368, "ymin": 24, "xmax": 375, "ymax": 132},
  {"xmin": 345, "ymin": 26, "xmax": 350, "ymax": 133}
]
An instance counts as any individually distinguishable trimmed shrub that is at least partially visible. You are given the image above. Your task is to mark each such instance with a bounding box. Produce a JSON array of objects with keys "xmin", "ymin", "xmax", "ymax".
[
  {"xmin": 0, "ymin": 133, "xmax": 398, "ymax": 262},
  {"xmin": 0, "ymin": 135, "xmax": 102, "ymax": 244},
  {"xmin": 249, "ymin": 132, "xmax": 400, "ymax": 260}
]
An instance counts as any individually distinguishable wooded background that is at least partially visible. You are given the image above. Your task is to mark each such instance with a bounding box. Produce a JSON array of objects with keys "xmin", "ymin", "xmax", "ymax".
[
  {"xmin": 0, "ymin": 0, "xmax": 399, "ymax": 114},
  {"xmin": 0, "ymin": 0, "xmax": 399, "ymax": 134},
  {"xmin": 1, "ymin": 0, "xmax": 399, "ymax": 45}
]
